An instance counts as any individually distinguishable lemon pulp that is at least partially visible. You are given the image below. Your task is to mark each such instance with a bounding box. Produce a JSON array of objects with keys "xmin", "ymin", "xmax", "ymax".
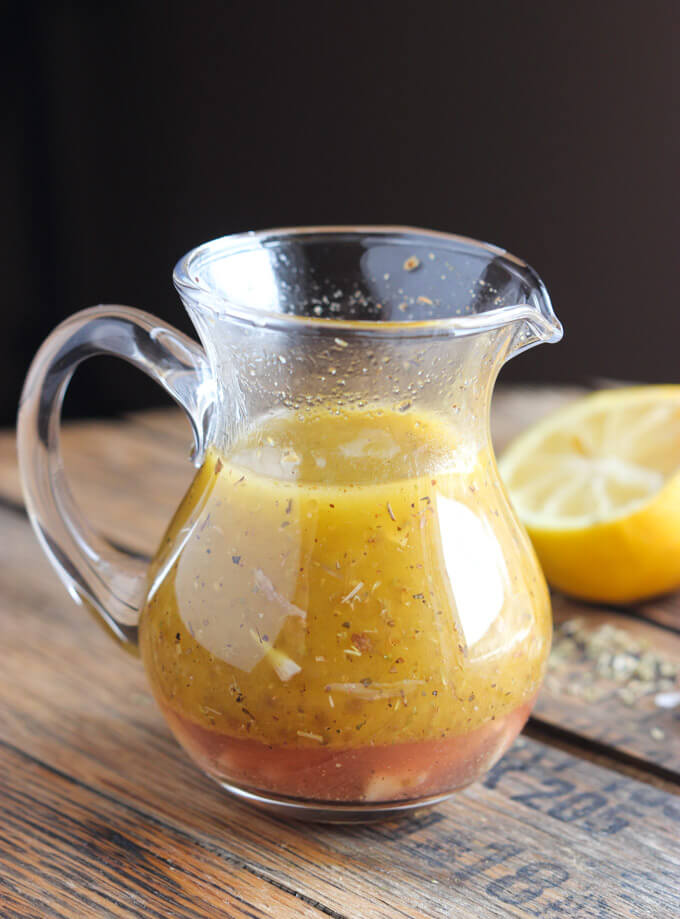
[{"xmin": 500, "ymin": 386, "xmax": 680, "ymax": 603}]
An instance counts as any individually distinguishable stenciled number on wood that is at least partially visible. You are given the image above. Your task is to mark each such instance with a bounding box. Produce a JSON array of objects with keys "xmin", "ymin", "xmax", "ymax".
[
  {"xmin": 483, "ymin": 742, "xmax": 680, "ymax": 839},
  {"xmin": 487, "ymin": 862, "xmax": 569, "ymax": 906}
]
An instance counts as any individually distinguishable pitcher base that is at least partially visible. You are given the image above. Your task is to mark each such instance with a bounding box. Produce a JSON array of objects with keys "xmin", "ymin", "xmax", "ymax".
[{"xmin": 214, "ymin": 779, "xmax": 458, "ymax": 823}]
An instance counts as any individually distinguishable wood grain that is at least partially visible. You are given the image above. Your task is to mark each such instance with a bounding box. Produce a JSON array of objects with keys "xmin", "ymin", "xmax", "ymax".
[
  {"xmin": 3, "ymin": 388, "xmax": 680, "ymax": 915},
  {"xmin": 6, "ymin": 393, "xmax": 680, "ymax": 758},
  {"xmin": 637, "ymin": 594, "xmax": 680, "ymax": 633},
  {"xmin": 533, "ymin": 595, "xmax": 680, "ymax": 776},
  {"xmin": 1, "ymin": 506, "xmax": 679, "ymax": 918},
  {"xmin": 0, "ymin": 416, "xmax": 194, "ymax": 556},
  {"xmin": 1, "ymin": 390, "xmax": 680, "ymax": 782},
  {"xmin": 489, "ymin": 384, "xmax": 583, "ymax": 452},
  {"xmin": 0, "ymin": 742, "xmax": 326, "ymax": 919}
]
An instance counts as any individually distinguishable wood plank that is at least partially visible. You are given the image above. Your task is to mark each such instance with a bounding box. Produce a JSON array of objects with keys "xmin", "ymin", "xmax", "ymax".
[
  {"xmin": 1, "ymin": 507, "xmax": 679, "ymax": 918},
  {"xmin": 2, "ymin": 388, "xmax": 680, "ymax": 781},
  {"xmin": 533, "ymin": 595, "xmax": 680, "ymax": 776},
  {"xmin": 0, "ymin": 426, "xmax": 21, "ymax": 506},
  {"xmin": 490, "ymin": 384, "xmax": 582, "ymax": 452},
  {"xmin": 0, "ymin": 743, "xmax": 326, "ymax": 919},
  {"xmin": 126, "ymin": 407, "xmax": 191, "ymax": 444},
  {"xmin": 637, "ymin": 594, "xmax": 680, "ymax": 633},
  {"xmin": 1, "ymin": 418, "xmax": 194, "ymax": 556}
]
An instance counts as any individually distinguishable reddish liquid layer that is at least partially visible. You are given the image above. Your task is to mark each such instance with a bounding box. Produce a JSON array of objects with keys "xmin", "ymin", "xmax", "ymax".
[{"xmin": 162, "ymin": 699, "xmax": 533, "ymax": 803}]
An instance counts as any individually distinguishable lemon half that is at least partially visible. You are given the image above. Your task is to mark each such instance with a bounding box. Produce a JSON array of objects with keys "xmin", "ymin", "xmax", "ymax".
[{"xmin": 499, "ymin": 386, "xmax": 680, "ymax": 604}]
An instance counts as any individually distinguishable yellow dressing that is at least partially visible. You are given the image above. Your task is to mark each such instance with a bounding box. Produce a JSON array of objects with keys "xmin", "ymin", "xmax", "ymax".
[{"xmin": 139, "ymin": 406, "xmax": 550, "ymax": 751}]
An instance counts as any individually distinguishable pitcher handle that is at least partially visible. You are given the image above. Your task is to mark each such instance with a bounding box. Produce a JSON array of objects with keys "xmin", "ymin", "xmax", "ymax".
[{"xmin": 17, "ymin": 306, "xmax": 215, "ymax": 647}]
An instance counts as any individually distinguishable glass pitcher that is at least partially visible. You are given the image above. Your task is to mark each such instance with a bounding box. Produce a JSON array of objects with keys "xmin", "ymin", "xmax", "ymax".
[{"xmin": 18, "ymin": 227, "xmax": 562, "ymax": 821}]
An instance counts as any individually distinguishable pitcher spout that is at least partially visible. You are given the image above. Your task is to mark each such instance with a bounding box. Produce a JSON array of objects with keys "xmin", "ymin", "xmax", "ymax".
[
  {"xmin": 460, "ymin": 247, "xmax": 562, "ymax": 359},
  {"xmin": 505, "ymin": 302, "xmax": 563, "ymax": 359}
]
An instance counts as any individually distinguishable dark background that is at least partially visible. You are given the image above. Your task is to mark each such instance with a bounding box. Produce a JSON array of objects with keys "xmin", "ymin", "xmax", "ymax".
[{"xmin": 5, "ymin": 1, "xmax": 679, "ymax": 426}]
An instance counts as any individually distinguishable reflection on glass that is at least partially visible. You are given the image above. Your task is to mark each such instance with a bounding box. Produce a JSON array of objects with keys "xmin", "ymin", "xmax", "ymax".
[{"xmin": 435, "ymin": 495, "xmax": 505, "ymax": 649}]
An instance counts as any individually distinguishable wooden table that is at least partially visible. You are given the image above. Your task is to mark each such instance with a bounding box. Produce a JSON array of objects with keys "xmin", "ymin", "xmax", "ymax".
[{"xmin": 1, "ymin": 387, "xmax": 678, "ymax": 918}]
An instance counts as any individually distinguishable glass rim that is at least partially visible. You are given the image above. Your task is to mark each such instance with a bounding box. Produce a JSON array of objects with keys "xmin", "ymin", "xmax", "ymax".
[{"xmin": 173, "ymin": 225, "xmax": 562, "ymax": 340}]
